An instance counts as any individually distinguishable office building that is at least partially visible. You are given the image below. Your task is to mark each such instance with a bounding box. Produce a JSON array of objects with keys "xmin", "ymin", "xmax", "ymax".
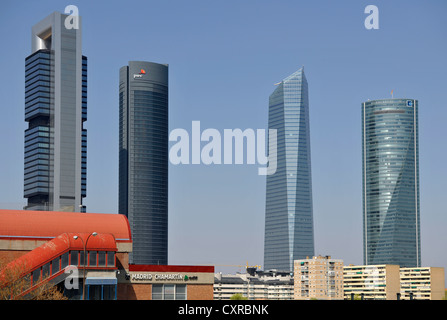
[
  {"xmin": 119, "ymin": 61, "xmax": 169, "ymax": 265},
  {"xmin": 362, "ymin": 99, "xmax": 420, "ymax": 267},
  {"xmin": 264, "ymin": 67, "xmax": 314, "ymax": 272},
  {"xmin": 214, "ymin": 270, "xmax": 294, "ymax": 300},
  {"xmin": 294, "ymin": 255, "xmax": 344, "ymax": 300},
  {"xmin": 24, "ymin": 11, "xmax": 87, "ymax": 212}
]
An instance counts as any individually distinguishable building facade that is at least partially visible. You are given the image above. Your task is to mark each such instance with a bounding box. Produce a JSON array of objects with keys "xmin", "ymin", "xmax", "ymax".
[
  {"xmin": 343, "ymin": 264, "xmax": 401, "ymax": 300},
  {"xmin": 362, "ymin": 99, "xmax": 420, "ymax": 267},
  {"xmin": 264, "ymin": 67, "xmax": 314, "ymax": 272},
  {"xmin": 0, "ymin": 209, "xmax": 214, "ymax": 300},
  {"xmin": 294, "ymin": 256, "xmax": 344, "ymax": 300},
  {"xmin": 119, "ymin": 61, "xmax": 169, "ymax": 265},
  {"xmin": 24, "ymin": 11, "xmax": 87, "ymax": 212},
  {"xmin": 400, "ymin": 267, "xmax": 445, "ymax": 300},
  {"xmin": 214, "ymin": 270, "xmax": 294, "ymax": 300},
  {"xmin": 343, "ymin": 264, "xmax": 445, "ymax": 300}
]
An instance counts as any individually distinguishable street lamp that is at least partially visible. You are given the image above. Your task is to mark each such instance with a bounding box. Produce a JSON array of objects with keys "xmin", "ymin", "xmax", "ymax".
[{"xmin": 73, "ymin": 232, "xmax": 97, "ymax": 300}]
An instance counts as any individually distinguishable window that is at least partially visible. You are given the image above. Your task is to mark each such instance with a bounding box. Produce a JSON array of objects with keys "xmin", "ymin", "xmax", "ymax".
[
  {"xmin": 98, "ymin": 251, "xmax": 106, "ymax": 267},
  {"xmin": 61, "ymin": 252, "xmax": 69, "ymax": 269},
  {"xmin": 79, "ymin": 251, "xmax": 85, "ymax": 267},
  {"xmin": 42, "ymin": 263, "xmax": 50, "ymax": 279},
  {"xmin": 52, "ymin": 257, "xmax": 60, "ymax": 275},
  {"xmin": 152, "ymin": 284, "xmax": 187, "ymax": 300},
  {"xmin": 152, "ymin": 285, "xmax": 163, "ymax": 300},
  {"xmin": 32, "ymin": 268, "xmax": 41, "ymax": 286},
  {"xmin": 107, "ymin": 252, "xmax": 115, "ymax": 267},
  {"xmin": 70, "ymin": 251, "xmax": 78, "ymax": 266},
  {"xmin": 89, "ymin": 251, "xmax": 97, "ymax": 267},
  {"xmin": 176, "ymin": 285, "xmax": 187, "ymax": 300},
  {"xmin": 164, "ymin": 284, "xmax": 175, "ymax": 300},
  {"xmin": 22, "ymin": 274, "xmax": 31, "ymax": 292}
]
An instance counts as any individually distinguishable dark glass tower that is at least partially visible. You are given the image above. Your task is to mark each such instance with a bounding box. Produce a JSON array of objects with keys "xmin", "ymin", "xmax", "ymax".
[
  {"xmin": 362, "ymin": 99, "xmax": 421, "ymax": 267},
  {"xmin": 119, "ymin": 61, "xmax": 169, "ymax": 265},
  {"xmin": 24, "ymin": 12, "xmax": 87, "ymax": 212},
  {"xmin": 264, "ymin": 67, "xmax": 315, "ymax": 272}
]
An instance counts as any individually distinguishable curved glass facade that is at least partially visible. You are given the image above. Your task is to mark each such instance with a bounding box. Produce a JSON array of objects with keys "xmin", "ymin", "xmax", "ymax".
[
  {"xmin": 362, "ymin": 99, "xmax": 420, "ymax": 267},
  {"xmin": 264, "ymin": 68, "xmax": 314, "ymax": 272},
  {"xmin": 119, "ymin": 61, "xmax": 169, "ymax": 265}
]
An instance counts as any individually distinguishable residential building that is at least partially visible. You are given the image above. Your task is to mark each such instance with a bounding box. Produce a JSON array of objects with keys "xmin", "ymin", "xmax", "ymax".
[
  {"xmin": 343, "ymin": 264, "xmax": 401, "ymax": 300},
  {"xmin": 214, "ymin": 269, "xmax": 294, "ymax": 300},
  {"xmin": 24, "ymin": 11, "xmax": 87, "ymax": 212},
  {"xmin": 362, "ymin": 99, "xmax": 420, "ymax": 267},
  {"xmin": 294, "ymin": 255, "xmax": 344, "ymax": 300},
  {"xmin": 119, "ymin": 61, "xmax": 169, "ymax": 265},
  {"xmin": 264, "ymin": 67, "xmax": 314, "ymax": 272},
  {"xmin": 400, "ymin": 267, "xmax": 445, "ymax": 300}
]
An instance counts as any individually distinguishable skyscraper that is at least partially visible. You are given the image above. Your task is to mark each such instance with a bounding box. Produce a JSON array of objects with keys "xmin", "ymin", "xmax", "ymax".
[
  {"xmin": 264, "ymin": 67, "xmax": 314, "ymax": 272},
  {"xmin": 362, "ymin": 98, "xmax": 421, "ymax": 267},
  {"xmin": 119, "ymin": 61, "xmax": 169, "ymax": 265},
  {"xmin": 24, "ymin": 12, "xmax": 87, "ymax": 212}
]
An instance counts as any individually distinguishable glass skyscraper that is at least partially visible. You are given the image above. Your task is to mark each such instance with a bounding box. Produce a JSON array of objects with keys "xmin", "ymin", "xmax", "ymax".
[
  {"xmin": 362, "ymin": 99, "xmax": 421, "ymax": 267},
  {"xmin": 264, "ymin": 67, "xmax": 314, "ymax": 272},
  {"xmin": 24, "ymin": 12, "xmax": 87, "ymax": 212},
  {"xmin": 119, "ymin": 61, "xmax": 169, "ymax": 265}
]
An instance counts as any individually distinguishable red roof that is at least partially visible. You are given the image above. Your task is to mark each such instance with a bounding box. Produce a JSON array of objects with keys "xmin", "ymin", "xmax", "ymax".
[
  {"xmin": 0, "ymin": 233, "xmax": 117, "ymax": 282},
  {"xmin": 0, "ymin": 209, "xmax": 131, "ymax": 242}
]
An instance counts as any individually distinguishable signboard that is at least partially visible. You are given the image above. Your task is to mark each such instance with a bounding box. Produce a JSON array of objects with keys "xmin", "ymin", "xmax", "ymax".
[{"xmin": 126, "ymin": 272, "xmax": 212, "ymax": 284}]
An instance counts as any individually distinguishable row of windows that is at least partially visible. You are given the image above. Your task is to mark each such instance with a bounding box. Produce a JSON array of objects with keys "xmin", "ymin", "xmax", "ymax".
[
  {"xmin": 25, "ymin": 108, "xmax": 50, "ymax": 120},
  {"xmin": 29, "ymin": 250, "xmax": 116, "ymax": 288},
  {"xmin": 25, "ymin": 70, "xmax": 51, "ymax": 84},
  {"xmin": 152, "ymin": 284, "xmax": 186, "ymax": 300},
  {"xmin": 25, "ymin": 63, "xmax": 51, "ymax": 78}
]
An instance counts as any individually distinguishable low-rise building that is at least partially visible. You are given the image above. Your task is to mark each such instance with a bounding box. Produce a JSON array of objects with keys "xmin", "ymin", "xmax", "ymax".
[
  {"xmin": 214, "ymin": 269, "xmax": 293, "ymax": 300},
  {"xmin": 399, "ymin": 267, "xmax": 445, "ymax": 300},
  {"xmin": 0, "ymin": 209, "xmax": 214, "ymax": 300},
  {"xmin": 343, "ymin": 264, "xmax": 401, "ymax": 300}
]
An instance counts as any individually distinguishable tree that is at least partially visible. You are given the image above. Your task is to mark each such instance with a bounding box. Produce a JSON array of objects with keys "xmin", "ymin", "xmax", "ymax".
[
  {"xmin": 0, "ymin": 258, "xmax": 67, "ymax": 300},
  {"xmin": 230, "ymin": 293, "xmax": 248, "ymax": 300}
]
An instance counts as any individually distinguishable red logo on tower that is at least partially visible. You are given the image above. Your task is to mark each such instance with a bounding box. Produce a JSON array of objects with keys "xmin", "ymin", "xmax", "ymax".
[{"xmin": 134, "ymin": 68, "xmax": 147, "ymax": 79}]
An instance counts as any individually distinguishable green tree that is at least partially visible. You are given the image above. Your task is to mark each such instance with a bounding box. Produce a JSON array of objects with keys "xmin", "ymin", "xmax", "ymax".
[{"xmin": 230, "ymin": 293, "xmax": 248, "ymax": 300}]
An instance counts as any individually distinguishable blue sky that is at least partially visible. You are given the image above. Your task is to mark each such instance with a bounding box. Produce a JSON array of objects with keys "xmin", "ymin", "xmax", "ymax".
[{"xmin": 0, "ymin": 0, "xmax": 446, "ymax": 275}]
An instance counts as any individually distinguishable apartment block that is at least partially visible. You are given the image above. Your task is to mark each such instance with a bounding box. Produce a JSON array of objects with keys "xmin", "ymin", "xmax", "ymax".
[
  {"xmin": 294, "ymin": 256, "xmax": 344, "ymax": 300},
  {"xmin": 214, "ymin": 270, "xmax": 293, "ymax": 300},
  {"xmin": 400, "ymin": 267, "xmax": 445, "ymax": 300},
  {"xmin": 343, "ymin": 265, "xmax": 401, "ymax": 300}
]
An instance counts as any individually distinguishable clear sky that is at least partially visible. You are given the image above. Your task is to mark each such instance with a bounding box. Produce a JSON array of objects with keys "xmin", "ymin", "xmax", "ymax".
[{"xmin": 0, "ymin": 0, "xmax": 446, "ymax": 276}]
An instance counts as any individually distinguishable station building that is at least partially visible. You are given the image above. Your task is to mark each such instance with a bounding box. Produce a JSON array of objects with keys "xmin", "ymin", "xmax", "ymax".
[{"xmin": 0, "ymin": 209, "xmax": 214, "ymax": 300}]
